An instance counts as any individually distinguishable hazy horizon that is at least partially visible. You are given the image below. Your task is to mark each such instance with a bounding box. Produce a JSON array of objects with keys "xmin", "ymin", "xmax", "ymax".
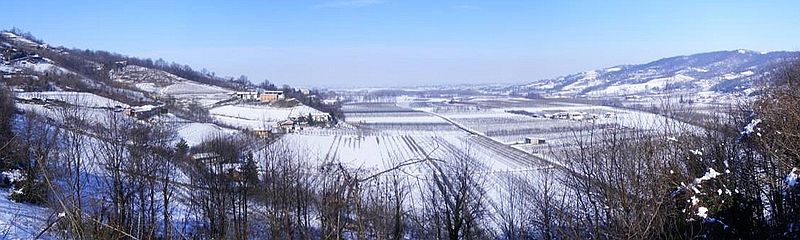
[{"xmin": 4, "ymin": 0, "xmax": 799, "ymax": 88}]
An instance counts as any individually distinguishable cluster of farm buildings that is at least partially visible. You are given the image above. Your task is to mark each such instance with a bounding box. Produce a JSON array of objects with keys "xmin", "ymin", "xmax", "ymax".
[{"xmin": 231, "ymin": 90, "xmax": 285, "ymax": 103}]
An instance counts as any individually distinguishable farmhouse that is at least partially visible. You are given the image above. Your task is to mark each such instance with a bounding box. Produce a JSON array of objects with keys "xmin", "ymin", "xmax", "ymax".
[
  {"xmin": 191, "ymin": 152, "xmax": 222, "ymax": 165},
  {"xmin": 259, "ymin": 90, "xmax": 284, "ymax": 103},
  {"xmin": 123, "ymin": 105, "xmax": 167, "ymax": 119},
  {"xmin": 232, "ymin": 91, "xmax": 259, "ymax": 101}
]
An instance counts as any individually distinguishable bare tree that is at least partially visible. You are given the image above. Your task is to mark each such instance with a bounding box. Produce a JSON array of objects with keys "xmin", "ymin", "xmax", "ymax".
[
  {"xmin": 257, "ymin": 141, "xmax": 318, "ymax": 239},
  {"xmin": 50, "ymin": 97, "xmax": 91, "ymax": 239},
  {"xmin": 410, "ymin": 149, "xmax": 490, "ymax": 240},
  {"xmin": 186, "ymin": 134, "xmax": 250, "ymax": 239},
  {"xmin": 494, "ymin": 167, "xmax": 566, "ymax": 240}
]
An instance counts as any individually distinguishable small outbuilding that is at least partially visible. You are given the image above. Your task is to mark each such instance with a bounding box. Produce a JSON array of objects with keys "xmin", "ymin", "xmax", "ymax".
[
  {"xmin": 278, "ymin": 120, "xmax": 296, "ymax": 133},
  {"xmin": 524, "ymin": 137, "xmax": 546, "ymax": 145},
  {"xmin": 123, "ymin": 105, "xmax": 167, "ymax": 120},
  {"xmin": 232, "ymin": 91, "xmax": 259, "ymax": 101}
]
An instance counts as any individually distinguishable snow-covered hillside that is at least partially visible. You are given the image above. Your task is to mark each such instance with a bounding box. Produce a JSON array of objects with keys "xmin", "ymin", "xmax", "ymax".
[{"xmin": 507, "ymin": 50, "xmax": 800, "ymax": 98}]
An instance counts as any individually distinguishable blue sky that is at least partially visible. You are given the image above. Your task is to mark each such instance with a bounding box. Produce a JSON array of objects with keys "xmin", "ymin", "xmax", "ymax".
[{"xmin": 3, "ymin": 0, "xmax": 800, "ymax": 88}]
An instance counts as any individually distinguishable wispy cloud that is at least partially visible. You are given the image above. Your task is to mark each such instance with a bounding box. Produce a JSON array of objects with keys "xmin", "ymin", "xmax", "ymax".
[
  {"xmin": 313, "ymin": 0, "xmax": 385, "ymax": 9},
  {"xmin": 454, "ymin": 4, "xmax": 480, "ymax": 10}
]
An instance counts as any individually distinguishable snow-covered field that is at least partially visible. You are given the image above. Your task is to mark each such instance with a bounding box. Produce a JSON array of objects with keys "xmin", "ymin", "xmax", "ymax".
[
  {"xmin": 345, "ymin": 113, "xmax": 448, "ymax": 124},
  {"xmin": 278, "ymin": 129, "xmax": 533, "ymax": 174},
  {"xmin": 15, "ymin": 91, "xmax": 127, "ymax": 108},
  {"xmin": 11, "ymin": 60, "xmax": 71, "ymax": 75},
  {"xmin": 110, "ymin": 65, "xmax": 234, "ymax": 106},
  {"xmin": 274, "ymin": 101, "xmax": 569, "ymax": 227},
  {"xmin": 175, "ymin": 122, "xmax": 239, "ymax": 146},
  {"xmin": 279, "ymin": 131, "xmax": 455, "ymax": 170},
  {"xmin": 161, "ymin": 82, "xmax": 232, "ymax": 106},
  {"xmin": 398, "ymin": 97, "xmax": 700, "ymax": 152},
  {"xmin": 595, "ymin": 74, "xmax": 695, "ymax": 95},
  {"xmin": 161, "ymin": 82, "xmax": 229, "ymax": 95},
  {"xmin": 284, "ymin": 102, "xmax": 555, "ymax": 173},
  {"xmin": 210, "ymin": 104, "xmax": 324, "ymax": 129}
]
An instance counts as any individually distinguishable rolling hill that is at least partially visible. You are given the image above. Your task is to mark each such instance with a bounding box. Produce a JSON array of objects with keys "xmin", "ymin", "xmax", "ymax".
[{"xmin": 501, "ymin": 49, "xmax": 800, "ymax": 98}]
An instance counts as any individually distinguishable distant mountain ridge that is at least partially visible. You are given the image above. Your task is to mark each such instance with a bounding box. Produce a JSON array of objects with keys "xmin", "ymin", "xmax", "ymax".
[{"xmin": 506, "ymin": 49, "xmax": 800, "ymax": 97}]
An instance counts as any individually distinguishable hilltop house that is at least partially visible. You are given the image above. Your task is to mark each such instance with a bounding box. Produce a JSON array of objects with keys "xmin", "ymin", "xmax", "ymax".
[{"xmin": 259, "ymin": 91, "xmax": 285, "ymax": 103}]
